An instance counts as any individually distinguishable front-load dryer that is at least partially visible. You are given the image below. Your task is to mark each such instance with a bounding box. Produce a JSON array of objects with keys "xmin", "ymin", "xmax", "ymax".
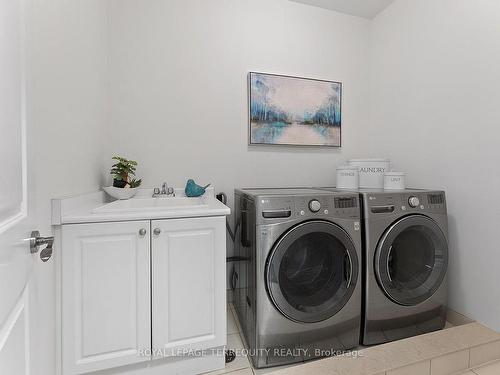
[
  {"xmin": 356, "ymin": 189, "xmax": 448, "ymax": 345},
  {"xmin": 233, "ymin": 188, "xmax": 362, "ymax": 368}
]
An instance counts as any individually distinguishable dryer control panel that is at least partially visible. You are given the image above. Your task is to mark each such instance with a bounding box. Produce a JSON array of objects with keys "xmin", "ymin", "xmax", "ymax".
[{"xmin": 363, "ymin": 190, "xmax": 447, "ymax": 217}]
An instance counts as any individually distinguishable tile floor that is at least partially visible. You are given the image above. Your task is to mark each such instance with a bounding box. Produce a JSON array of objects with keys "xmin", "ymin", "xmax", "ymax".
[
  {"xmin": 204, "ymin": 304, "xmax": 500, "ymax": 375},
  {"xmin": 204, "ymin": 304, "xmax": 296, "ymax": 375},
  {"xmin": 467, "ymin": 359, "xmax": 500, "ymax": 374},
  {"xmin": 206, "ymin": 305, "xmax": 460, "ymax": 375},
  {"xmin": 268, "ymin": 322, "xmax": 500, "ymax": 375}
]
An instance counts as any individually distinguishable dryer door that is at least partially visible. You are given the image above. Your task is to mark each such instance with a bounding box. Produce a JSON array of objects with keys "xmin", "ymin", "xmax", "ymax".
[
  {"xmin": 266, "ymin": 220, "xmax": 358, "ymax": 323},
  {"xmin": 375, "ymin": 215, "xmax": 448, "ymax": 306}
]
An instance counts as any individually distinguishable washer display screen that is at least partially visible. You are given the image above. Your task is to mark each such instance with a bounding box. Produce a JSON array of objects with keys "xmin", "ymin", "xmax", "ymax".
[{"xmin": 334, "ymin": 197, "xmax": 357, "ymax": 209}]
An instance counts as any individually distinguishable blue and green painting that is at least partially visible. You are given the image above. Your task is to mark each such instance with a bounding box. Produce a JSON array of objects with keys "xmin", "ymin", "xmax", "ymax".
[{"xmin": 249, "ymin": 72, "xmax": 341, "ymax": 146}]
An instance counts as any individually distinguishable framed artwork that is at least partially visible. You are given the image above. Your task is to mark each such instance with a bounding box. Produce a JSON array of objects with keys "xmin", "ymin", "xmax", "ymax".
[{"xmin": 249, "ymin": 72, "xmax": 342, "ymax": 147}]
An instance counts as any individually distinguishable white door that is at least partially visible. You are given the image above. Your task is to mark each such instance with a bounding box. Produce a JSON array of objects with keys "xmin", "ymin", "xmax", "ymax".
[
  {"xmin": 61, "ymin": 221, "xmax": 151, "ymax": 374},
  {"xmin": 0, "ymin": 0, "xmax": 43, "ymax": 374},
  {"xmin": 151, "ymin": 217, "xmax": 226, "ymax": 355}
]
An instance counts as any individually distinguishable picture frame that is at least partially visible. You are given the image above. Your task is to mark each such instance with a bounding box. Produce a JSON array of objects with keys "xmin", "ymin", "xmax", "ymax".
[{"xmin": 248, "ymin": 72, "xmax": 342, "ymax": 147}]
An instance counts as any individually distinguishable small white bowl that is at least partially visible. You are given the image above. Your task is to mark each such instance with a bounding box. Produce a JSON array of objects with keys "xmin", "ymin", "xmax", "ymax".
[{"xmin": 103, "ymin": 186, "xmax": 139, "ymax": 200}]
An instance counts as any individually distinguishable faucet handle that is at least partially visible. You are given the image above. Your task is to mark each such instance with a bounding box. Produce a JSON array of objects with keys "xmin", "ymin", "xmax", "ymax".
[
  {"xmin": 153, "ymin": 187, "xmax": 160, "ymax": 196},
  {"xmin": 167, "ymin": 187, "xmax": 175, "ymax": 196}
]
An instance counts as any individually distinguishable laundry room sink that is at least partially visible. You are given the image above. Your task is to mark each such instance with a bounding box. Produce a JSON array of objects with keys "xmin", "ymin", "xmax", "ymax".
[{"xmin": 92, "ymin": 197, "xmax": 208, "ymax": 213}]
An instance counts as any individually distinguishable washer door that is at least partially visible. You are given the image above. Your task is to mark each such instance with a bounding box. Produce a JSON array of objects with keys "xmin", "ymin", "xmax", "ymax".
[
  {"xmin": 266, "ymin": 220, "xmax": 359, "ymax": 323},
  {"xmin": 375, "ymin": 215, "xmax": 448, "ymax": 306}
]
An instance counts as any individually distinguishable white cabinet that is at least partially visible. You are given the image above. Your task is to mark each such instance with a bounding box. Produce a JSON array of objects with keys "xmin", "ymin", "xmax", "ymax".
[
  {"xmin": 61, "ymin": 221, "xmax": 151, "ymax": 374},
  {"xmin": 151, "ymin": 216, "xmax": 226, "ymax": 355},
  {"xmin": 59, "ymin": 215, "xmax": 227, "ymax": 375}
]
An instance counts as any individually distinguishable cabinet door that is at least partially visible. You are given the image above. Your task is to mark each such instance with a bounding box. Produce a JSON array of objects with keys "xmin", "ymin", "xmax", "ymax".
[
  {"xmin": 61, "ymin": 221, "xmax": 151, "ymax": 374},
  {"xmin": 152, "ymin": 216, "xmax": 226, "ymax": 355}
]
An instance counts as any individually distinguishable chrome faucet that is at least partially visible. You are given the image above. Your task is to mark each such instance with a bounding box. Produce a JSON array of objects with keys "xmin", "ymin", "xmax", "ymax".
[{"xmin": 152, "ymin": 182, "xmax": 175, "ymax": 198}]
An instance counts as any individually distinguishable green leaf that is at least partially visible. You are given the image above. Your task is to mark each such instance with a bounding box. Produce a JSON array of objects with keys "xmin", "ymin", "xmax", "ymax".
[{"xmin": 109, "ymin": 155, "xmax": 140, "ymax": 186}]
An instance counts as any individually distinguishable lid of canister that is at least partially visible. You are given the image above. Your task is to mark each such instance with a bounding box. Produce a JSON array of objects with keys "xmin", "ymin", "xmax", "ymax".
[
  {"xmin": 337, "ymin": 165, "xmax": 359, "ymax": 170},
  {"xmin": 348, "ymin": 158, "xmax": 390, "ymax": 163},
  {"xmin": 384, "ymin": 171, "xmax": 406, "ymax": 176}
]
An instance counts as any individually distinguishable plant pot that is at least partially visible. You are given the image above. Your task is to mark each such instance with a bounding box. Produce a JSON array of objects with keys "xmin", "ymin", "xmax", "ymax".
[
  {"xmin": 103, "ymin": 186, "xmax": 139, "ymax": 200},
  {"xmin": 113, "ymin": 179, "xmax": 127, "ymax": 188}
]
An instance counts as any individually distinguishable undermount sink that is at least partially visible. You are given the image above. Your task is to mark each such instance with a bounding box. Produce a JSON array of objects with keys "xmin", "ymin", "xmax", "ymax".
[{"xmin": 92, "ymin": 197, "xmax": 208, "ymax": 213}]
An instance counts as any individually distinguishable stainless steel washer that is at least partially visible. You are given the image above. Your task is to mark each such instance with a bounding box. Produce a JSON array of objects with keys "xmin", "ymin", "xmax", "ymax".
[{"xmin": 233, "ymin": 188, "xmax": 362, "ymax": 368}]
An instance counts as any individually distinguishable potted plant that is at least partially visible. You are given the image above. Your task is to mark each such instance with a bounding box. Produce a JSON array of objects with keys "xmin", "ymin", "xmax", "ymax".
[
  {"xmin": 110, "ymin": 156, "xmax": 142, "ymax": 188},
  {"xmin": 104, "ymin": 156, "xmax": 142, "ymax": 199}
]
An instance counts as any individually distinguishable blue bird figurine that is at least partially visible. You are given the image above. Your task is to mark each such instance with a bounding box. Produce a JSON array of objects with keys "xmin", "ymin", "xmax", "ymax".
[{"xmin": 185, "ymin": 179, "xmax": 211, "ymax": 197}]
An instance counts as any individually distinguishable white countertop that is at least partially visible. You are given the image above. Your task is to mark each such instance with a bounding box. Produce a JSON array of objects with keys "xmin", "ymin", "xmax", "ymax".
[{"xmin": 52, "ymin": 187, "xmax": 230, "ymax": 225}]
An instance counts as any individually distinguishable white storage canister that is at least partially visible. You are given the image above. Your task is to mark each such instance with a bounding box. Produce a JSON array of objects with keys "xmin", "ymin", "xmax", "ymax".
[
  {"xmin": 336, "ymin": 165, "xmax": 359, "ymax": 190},
  {"xmin": 348, "ymin": 158, "xmax": 390, "ymax": 188},
  {"xmin": 384, "ymin": 172, "xmax": 406, "ymax": 190}
]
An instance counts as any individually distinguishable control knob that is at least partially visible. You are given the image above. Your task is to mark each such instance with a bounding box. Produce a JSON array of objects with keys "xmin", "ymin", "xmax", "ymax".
[
  {"xmin": 309, "ymin": 200, "xmax": 321, "ymax": 212},
  {"xmin": 408, "ymin": 196, "xmax": 420, "ymax": 208}
]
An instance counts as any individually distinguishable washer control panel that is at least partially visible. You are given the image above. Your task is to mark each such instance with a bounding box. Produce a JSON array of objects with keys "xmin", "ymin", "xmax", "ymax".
[
  {"xmin": 294, "ymin": 195, "xmax": 330, "ymax": 217},
  {"xmin": 256, "ymin": 193, "xmax": 359, "ymax": 222},
  {"xmin": 408, "ymin": 196, "xmax": 420, "ymax": 208},
  {"xmin": 309, "ymin": 199, "xmax": 321, "ymax": 212}
]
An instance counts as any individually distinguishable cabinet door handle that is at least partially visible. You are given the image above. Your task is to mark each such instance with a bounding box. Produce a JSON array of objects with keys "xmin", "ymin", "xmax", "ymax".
[
  {"xmin": 153, "ymin": 228, "xmax": 161, "ymax": 236},
  {"xmin": 139, "ymin": 228, "xmax": 147, "ymax": 236}
]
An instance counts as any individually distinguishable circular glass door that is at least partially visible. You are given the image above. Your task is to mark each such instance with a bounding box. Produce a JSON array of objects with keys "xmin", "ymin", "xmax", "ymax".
[
  {"xmin": 265, "ymin": 220, "xmax": 358, "ymax": 323},
  {"xmin": 375, "ymin": 215, "xmax": 448, "ymax": 306}
]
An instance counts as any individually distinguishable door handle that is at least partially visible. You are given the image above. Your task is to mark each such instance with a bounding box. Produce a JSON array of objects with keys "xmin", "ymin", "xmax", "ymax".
[{"xmin": 28, "ymin": 231, "xmax": 54, "ymax": 262}]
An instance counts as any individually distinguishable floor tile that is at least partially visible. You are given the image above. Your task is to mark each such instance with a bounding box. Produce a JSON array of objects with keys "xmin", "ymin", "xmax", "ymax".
[
  {"xmin": 252, "ymin": 363, "xmax": 298, "ymax": 375},
  {"xmin": 227, "ymin": 369, "xmax": 254, "ymax": 375},
  {"xmin": 223, "ymin": 302, "xmax": 496, "ymax": 375},
  {"xmin": 231, "ymin": 307, "xmax": 244, "ymax": 335},
  {"xmin": 470, "ymin": 340, "xmax": 500, "ymax": 367},
  {"xmin": 229, "ymin": 302, "xmax": 237, "ymax": 314},
  {"xmin": 227, "ymin": 308, "xmax": 239, "ymax": 335},
  {"xmin": 367, "ymin": 323, "xmax": 500, "ymax": 374},
  {"xmin": 419, "ymin": 324, "xmax": 500, "ymax": 358},
  {"xmin": 207, "ymin": 333, "xmax": 251, "ymax": 375},
  {"xmin": 430, "ymin": 349, "xmax": 469, "ymax": 375},
  {"xmin": 261, "ymin": 323, "xmax": 500, "ymax": 375},
  {"xmin": 386, "ymin": 360, "xmax": 431, "ymax": 375},
  {"xmin": 472, "ymin": 359, "xmax": 500, "ymax": 374},
  {"xmin": 227, "ymin": 289, "xmax": 235, "ymax": 305}
]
